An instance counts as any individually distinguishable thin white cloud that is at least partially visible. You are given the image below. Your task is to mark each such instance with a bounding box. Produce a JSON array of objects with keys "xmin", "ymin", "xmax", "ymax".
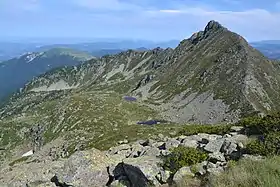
[
  {"xmin": 72, "ymin": 0, "xmax": 140, "ymax": 11},
  {"xmin": 159, "ymin": 10, "xmax": 182, "ymax": 14},
  {"xmin": 0, "ymin": 0, "xmax": 40, "ymax": 12}
]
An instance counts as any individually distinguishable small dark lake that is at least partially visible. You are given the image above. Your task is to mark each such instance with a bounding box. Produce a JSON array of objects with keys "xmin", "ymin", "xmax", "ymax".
[
  {"xmin": 137, "ymin": 120, "xmax": 168, "ymax": 125},
  {"xmin": 123, "ymin": 96, "xmax": 137, "ymax": 101}
]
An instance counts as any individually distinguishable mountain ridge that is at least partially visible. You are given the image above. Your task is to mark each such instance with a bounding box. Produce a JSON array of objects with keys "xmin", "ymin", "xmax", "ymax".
[
  {"xmin": 0, "ymin": 48, "xmax": 93, "ymax": 100},
  {"xmin": 1, "ymin": 20, "xmax": 280, "ymax": 167}
]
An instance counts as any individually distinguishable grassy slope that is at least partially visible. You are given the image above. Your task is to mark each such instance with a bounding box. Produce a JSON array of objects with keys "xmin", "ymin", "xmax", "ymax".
[{"xmin": 210, "ymin": 156, "xmax": 280, "ymax": 187}]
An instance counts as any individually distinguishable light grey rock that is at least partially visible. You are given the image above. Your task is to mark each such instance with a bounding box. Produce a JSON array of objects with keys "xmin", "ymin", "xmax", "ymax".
[
  {"xmin": 237, "ymin": 142, "xmax": 244, "ymax": 149},
  {"xmin": 158, "ymin": 134, "xmax": 168, "ymax": 141},
  {"xmin": 124, "ymin": 156, "xmax": 163, "ymax": 186},
  {"xmin": 173, "ymin": 166, "xmax": 194, "ymax": 184},
  {"xmin": 187, "ymin": 135, "xmax": 203, "ymax": 142},
  {"xmin": 204, "ymin": 138, "xmax": 225, "ymax": 153},
  {"xmin": 221, "ymin": 140, "xmax": 238, "ymax": 155},
  {"xmin": 160, "ymin": 150, "xmax": 170, "ymax": 156},
  {"xmin": 129, "ymin": 143, "xmax": 144, "ymax": 158},
  {"xmin": 151, "ymin": 142, "xmax": 165, "ymax": 149},
  {"xmin": 230, "ymin": 126, "xmax": 244, "ymax": 133},
  {"xmin": 207, "ymin": 162, "xmax": 217, "ymax": 169},
  {"xmin": 229, "ymin": 134, "xmax": 249, "ymax": 144},
  {"xmin": 197, "ymin": 133, "xmax": 210, "ymax": 141},
  {"xmin": 223, "ymin": 134, "xmax": 231, "ymax": 138},
  {"xmin": 165, "ymin": 139, "xmax": 180, "ymax": 150},
  {"xmin": 209, "ymin": 134, "xmax": 223, "ymax": 141},
  {"xmin": 117, "ymin": 149, "xmax": 132, "ymax": 159},
  {"xmin": 177, "ymin": 135, "xmax": 187, "ymax": 142},
  {"xmin": 193, "ymin": 161, "xmax": 207, "ymax": 175},
  {"xmin": 142, "ymin": 147, "xmax": 161, "ymax": 157},
  {"xmin": 157, "ymin": 170, "xmax": 171, "ymax": 183},
  {"xmin": 108, "ymin": 144, "xmax": 131, "ymax": 155},
  {"xmin": 230, "ymin": 132, "xmax": 238, "ymax": 136},
  {"xmin": 57, "ymin": 149, "xmax": 119, "ymax": 187},
  {"xmin": 0, "ymin": 159, "xmax": 63, "ymax": 187},
  {"xmin": 147, "ymin": 139, "xmax": 156, "ymax": 146},
  {"xmin": 209, "ymin": 152, "xmax": 226, "ymax": 163},
  {"xmin": 181, "ymin": 139, "xmax": 198, "ymax": 148}
]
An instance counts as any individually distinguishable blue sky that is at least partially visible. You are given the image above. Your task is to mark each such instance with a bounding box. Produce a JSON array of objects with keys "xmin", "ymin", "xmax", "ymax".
[{"xmin": 1, "ymin": 0, "xmax": 280, "ymax": 42}]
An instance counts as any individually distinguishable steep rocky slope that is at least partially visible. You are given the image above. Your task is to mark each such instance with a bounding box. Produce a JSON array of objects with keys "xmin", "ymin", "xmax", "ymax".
[
  {"xmin": 0, "ymin": 20, "xmax": 280, "ymax": 168},
  {"xmin": 0, "ymin": 48, "xmax": 93, "ymax": 100}
]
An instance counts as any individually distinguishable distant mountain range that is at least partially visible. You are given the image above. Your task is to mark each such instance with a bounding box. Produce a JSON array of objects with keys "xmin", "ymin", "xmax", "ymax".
[
  {"xmin": 251, "ymin": 41, "xmax": 280, "ymax": 60},
  {"xmin": 0, "ymin": 40, "xmax": 179, "ymax": 61},
  {"xmin": 0, "ymin": 48, "xmax": 93, "ymax": 100}
]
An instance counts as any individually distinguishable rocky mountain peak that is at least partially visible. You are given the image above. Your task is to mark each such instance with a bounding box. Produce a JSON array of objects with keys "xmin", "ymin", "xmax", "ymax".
[{"xmin": 204, "ymin": 20, "xmax": 225, "ymax": 32}]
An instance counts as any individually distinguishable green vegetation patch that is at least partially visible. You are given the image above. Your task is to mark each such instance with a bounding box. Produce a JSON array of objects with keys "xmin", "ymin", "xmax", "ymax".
[
  {"xmin": 162, "ymin": 146, "xmax": 208, "ymax": 174},
  {"xmin": 210, "ymin": 156, "xmax": 280, "ymax": 187},
  {"xmin": 9, "ymin": 156, "xmax": 30, "ymax": 167}
]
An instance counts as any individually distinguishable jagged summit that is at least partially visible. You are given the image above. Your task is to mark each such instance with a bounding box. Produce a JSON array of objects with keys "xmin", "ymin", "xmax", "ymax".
[
  {"xmin": 184, "ymin": 20, "xmax": 228, "ymax": 45},
  {"xmin": 204, "ymin": 20, "xmax": 226, "ymax": 32}
]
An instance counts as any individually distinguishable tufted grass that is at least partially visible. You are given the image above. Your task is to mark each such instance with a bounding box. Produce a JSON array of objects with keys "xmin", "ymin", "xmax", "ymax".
[{"xmin": 210, "ymin": 156, "xmax": 280, "ymax": 187}]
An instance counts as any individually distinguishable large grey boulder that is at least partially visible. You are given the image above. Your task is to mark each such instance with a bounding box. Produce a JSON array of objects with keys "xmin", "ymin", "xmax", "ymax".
[
  {"xmin": 57, "ymin": 149, "xmax": 120, "ymax": 187},
  {"xmin": 123, "ymin": 156, "xmax": 163, "ymax": 186},
  {"xmin": 204, "ymin": 138, "xmax": 225, "ymax": 153},
  {"xmin": 142, "ymin": 147, "xmax": 161, "ymax": 157}
]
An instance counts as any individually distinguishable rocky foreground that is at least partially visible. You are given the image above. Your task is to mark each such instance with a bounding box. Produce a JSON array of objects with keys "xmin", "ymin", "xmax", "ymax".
[{"xmin": 0, "ymin": 125, "xmax": 262, "ymax": 187}]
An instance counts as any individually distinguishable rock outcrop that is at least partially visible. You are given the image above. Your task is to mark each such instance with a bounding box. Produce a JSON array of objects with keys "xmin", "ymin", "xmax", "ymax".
[{"xmin": 0, "ymin": 125, "xmax": 260, "ymax": 187}]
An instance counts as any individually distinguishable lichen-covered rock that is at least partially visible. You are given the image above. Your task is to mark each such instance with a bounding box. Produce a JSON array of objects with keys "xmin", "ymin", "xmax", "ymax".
[
  {"xmin": 57, "ymin": 148, "xmax": 120, "ymax": 187},
  {"xmin": 209, "ymin": 152, "xmax": 226, "ymax": 163},
  {"xmin": 173, "ymin": 166, "xmax": 194, "ymax": 184},
  {"xmin": 123, "ymin": 156, "xmax": 163, "ymax": 186},
  {"xmin": 157, "ymin": 170, "xmax": 171, "ymax": 184},
  {"xmin": 165, "ymin": 139, "xmax": 180, "ymax": 150},
  {"xmin": 204, "ymin": 138, "xmax": 225, "ymax": 153},
  {"xmin": 0, "ymin": 159, "xmax": 64, "ymax": 187}
]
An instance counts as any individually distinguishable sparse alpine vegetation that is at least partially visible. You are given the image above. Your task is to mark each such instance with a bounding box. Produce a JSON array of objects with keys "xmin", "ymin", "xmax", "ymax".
[{"xmin": 1, "ymin": 20, "xmax": 280, "ymax": 186}]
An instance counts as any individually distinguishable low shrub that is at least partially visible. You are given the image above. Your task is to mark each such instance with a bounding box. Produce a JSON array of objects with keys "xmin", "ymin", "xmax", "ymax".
[
  {"xmin": 240, "ymin": 112, "xmax": 280, "ymax": 135},
  {"xmin": 247, "ymin": 132, "xmax": 280, "ymax": 156},
  {"xmin": 162, "ymin": 146, "xmax": 208, "ymax": 174},
  {"xmin": 178, "ymin": 124, "xmax": 232, "ymax": 136}
]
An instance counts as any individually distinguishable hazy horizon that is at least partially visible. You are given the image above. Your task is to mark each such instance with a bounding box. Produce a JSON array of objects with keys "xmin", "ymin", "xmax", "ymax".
[{"xmin": 1, "ymin": 0, "xmax": 280, "ymax": 42}]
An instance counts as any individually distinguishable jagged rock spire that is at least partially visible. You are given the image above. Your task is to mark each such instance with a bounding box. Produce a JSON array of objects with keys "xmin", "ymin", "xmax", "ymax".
[{"xmin": 204, "ymin": 20, "xmax": 225, "ymax": 32}]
